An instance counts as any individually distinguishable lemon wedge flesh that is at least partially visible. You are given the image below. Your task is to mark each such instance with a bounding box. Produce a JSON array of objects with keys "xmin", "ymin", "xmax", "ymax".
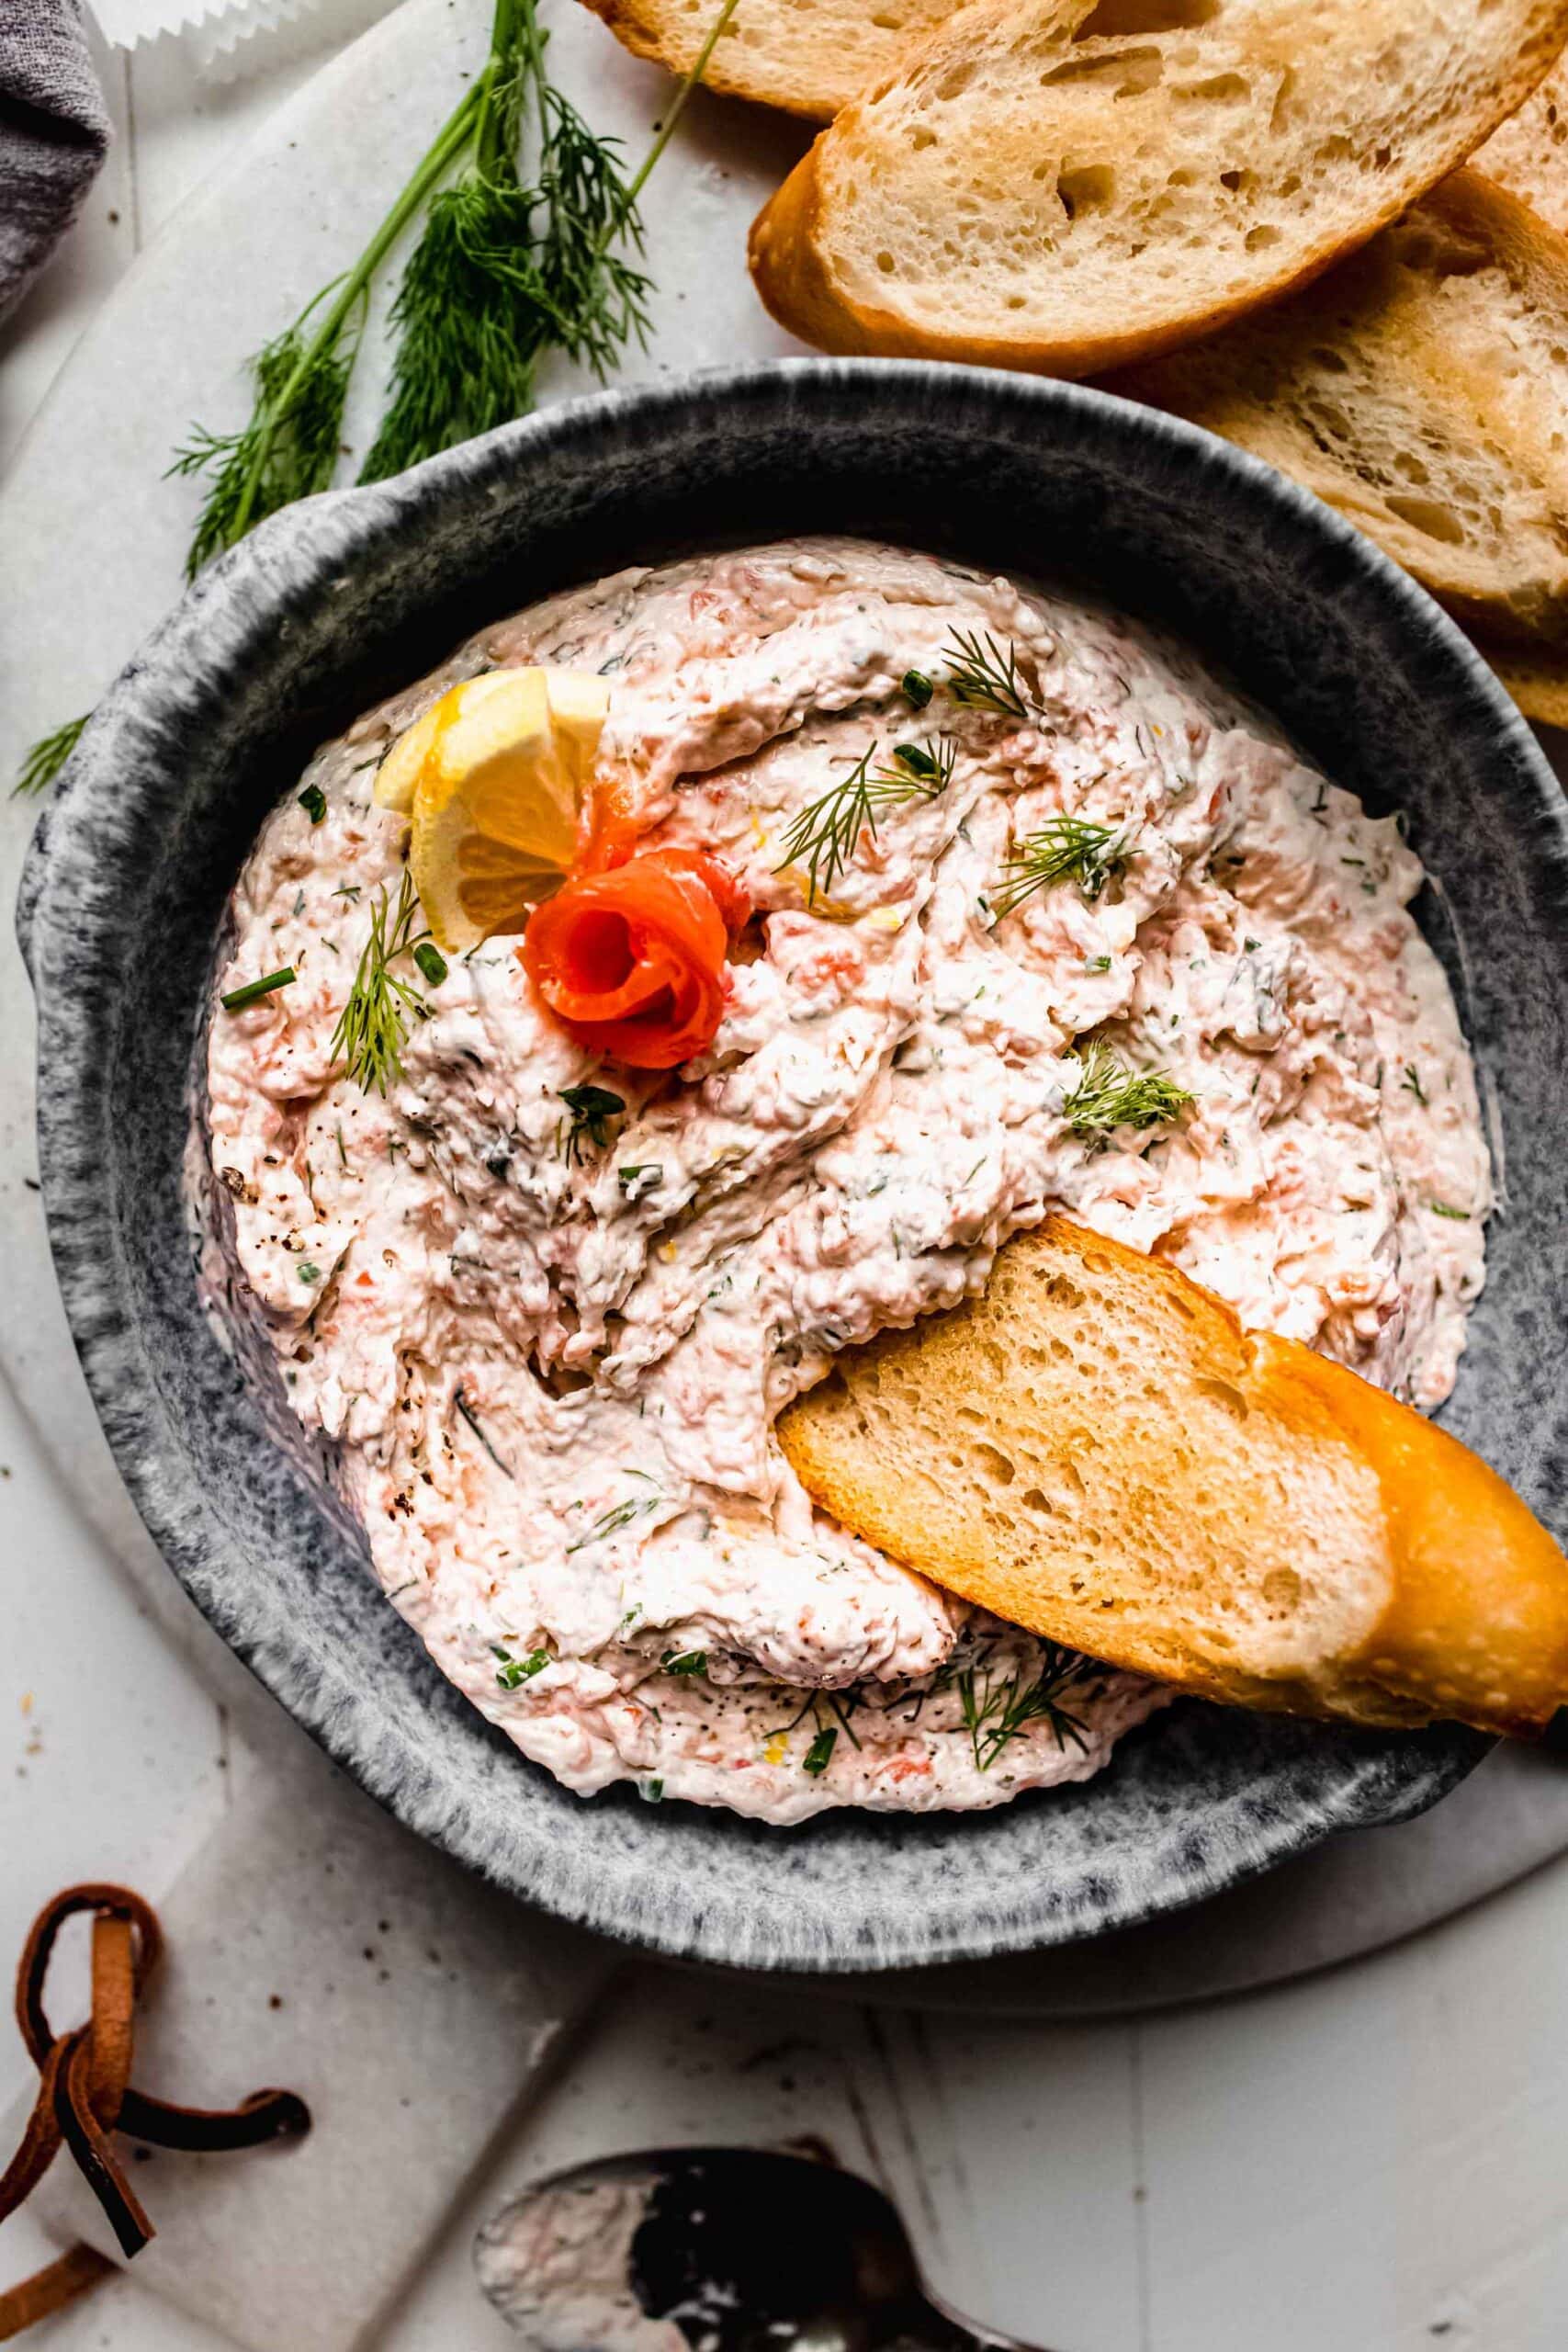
[{"xmin": 375, "ymin": 668, "xmax": 609, "ymax": 955}]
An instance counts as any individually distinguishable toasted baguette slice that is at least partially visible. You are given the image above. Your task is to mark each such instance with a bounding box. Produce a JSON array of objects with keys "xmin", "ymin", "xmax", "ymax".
[
  {"xmin": 749, "ymin": 0, "xmax": 1568, "ymax": 378},
  {"xmin": 778, "ymin": 1217, "xmax": 1568, "ymax": 1738},
  {"xmin": 575, "ymin": 0, "xmax": 953, "ymax": 120},
  {"xmin": 1111, "ymin": 172, "xmax": 1568, "ymax": 650},
  {"xmin": 1479, "ymin": 638, "xmax": 1568, "ymax": 727},
  {"xmin": 1475, "ymin": 53, "xmax": 1568, "ymax": 233}
]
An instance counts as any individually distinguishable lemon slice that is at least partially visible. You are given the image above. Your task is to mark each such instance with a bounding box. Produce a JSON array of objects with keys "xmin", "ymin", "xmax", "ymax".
[{"xmin": 376, "ymin": 668, "xmax": 609, "ymax": 955}]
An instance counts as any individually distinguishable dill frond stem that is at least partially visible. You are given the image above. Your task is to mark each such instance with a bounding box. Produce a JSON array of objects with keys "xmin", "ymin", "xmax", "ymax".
[
  {"xmin": 241, "ymin": 89, "xmax": 482, "ymax": 504},
  {"xmin": 619, "ymin": 0, "xmax": 742, "ymax": 213},
  {"xmin": 175, "ymin": 73, "xmax": 488, "ymax": 570}
]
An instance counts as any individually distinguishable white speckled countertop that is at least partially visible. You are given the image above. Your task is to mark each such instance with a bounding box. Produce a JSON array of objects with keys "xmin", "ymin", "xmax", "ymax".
[{"xmin": 6, "ymin": 7, "xmax": 1568, "ymax": 2346}]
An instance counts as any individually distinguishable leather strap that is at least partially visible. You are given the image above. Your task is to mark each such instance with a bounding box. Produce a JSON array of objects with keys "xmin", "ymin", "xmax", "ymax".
[{"xmin": 0, "ymin": 1884, "xmax": 310, "ymax": 2339}]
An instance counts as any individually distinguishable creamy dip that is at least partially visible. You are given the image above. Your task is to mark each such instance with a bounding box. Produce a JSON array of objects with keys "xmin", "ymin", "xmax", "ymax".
[
  {"xmin": 476, "ymin": 2176, "xmax": 676, "ymax": 2352},
  {"xmin": 207, "ymin": 538, "xmax": 1489, "ymax": 1824}
]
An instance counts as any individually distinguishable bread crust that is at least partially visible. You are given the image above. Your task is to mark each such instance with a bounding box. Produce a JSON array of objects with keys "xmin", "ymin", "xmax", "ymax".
[
  {"xmin": 748, "ymin": 0, "xmax": 1568, "ymax": 379},
  {"xmin": 574, "ymin": 0, "xmax": 948, "ymax": 122},
  {"xmin": 779, "ymin": 1217, "xmax": 1568, "ymax": 1738},
  {"xmin": 1481, "ymin": 639, "xmax": 1568, "ymax": 727}
]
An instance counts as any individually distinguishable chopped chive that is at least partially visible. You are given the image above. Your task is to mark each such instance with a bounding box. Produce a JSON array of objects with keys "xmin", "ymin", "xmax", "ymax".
[
  {"xmin": 662, "ymin": 1648, "xmax": 707, "ymax": 1678},
  {"xmin": 298, "ymin": 1261, "xmax": 321, "ymax": 1283},
  {"xmin": 298, "ymin": 784, "xmax": 327, "ymax": 825},
  {"xmin": 617, "ymin": 1163, "xmax": 663, "ymax": 1198},
  {"xmin": 412, "ymin": 941, "xmax": 448, "ymax": 987},
  {"xmin": 1429, "ymin": 1201, "xmax": 1471, "ymax": 1220},
  {"xmin": 493, "ymin": 1645, "xmax": 549, "ymax": 1690},
  {"xmin": 901, "ymin": 668, "xmax": 934, "ymax": 708},
  {"xmin": 221, "ymin": 966, "xmax": 295, "ymax": 1012},
  {"xmin": 892, "ymin": 741, "xmax": 943, "ymax": 781},
  {"xmin": 803, "ymin": 1725, "xmax": 838, "ymax": 1776},
  {"xmin": 638, "ymin": 1777, "xmax": 665, "ymax": 1803}
]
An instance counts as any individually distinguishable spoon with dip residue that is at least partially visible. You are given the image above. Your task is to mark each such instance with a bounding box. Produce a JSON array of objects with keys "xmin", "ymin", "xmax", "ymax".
[{"xmin": 475, "ymin": 2145, "xmax": 1054, "ymax": 2351}]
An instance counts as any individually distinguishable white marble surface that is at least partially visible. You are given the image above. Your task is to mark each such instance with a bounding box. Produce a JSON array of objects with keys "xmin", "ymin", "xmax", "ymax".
[{"xmin": 6, "ymin": 8, "xmax": 1568, "ymax": 2346}]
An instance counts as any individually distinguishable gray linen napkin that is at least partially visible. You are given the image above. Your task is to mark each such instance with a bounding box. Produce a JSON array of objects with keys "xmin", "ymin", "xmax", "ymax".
[{"xmin": 0, "ymin": 0, "xmax": 110, "ymax": 323}]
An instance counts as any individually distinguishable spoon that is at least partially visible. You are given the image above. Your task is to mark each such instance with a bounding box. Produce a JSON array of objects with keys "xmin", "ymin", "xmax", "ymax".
[{"xmin": 475, "ymin": 2144, "xmax": 1052, "ymax": 2351}]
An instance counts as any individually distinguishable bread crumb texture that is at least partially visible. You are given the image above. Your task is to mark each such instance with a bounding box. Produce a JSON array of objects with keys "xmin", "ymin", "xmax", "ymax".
[
  {"xmin": 749, "ymin": 0, "xmax": 1568, "ymax": 375},
  {"xmin": 1112, "ymin": 171, "xmax": 1568, "ymax": 649},
  {"xmin": 1476, "ymin": 52, "xmax": 1568, "ymax": 234}
]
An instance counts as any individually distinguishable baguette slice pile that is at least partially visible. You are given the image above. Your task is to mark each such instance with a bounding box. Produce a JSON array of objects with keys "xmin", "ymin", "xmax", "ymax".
[
  {"xmin": 746, "ymin": 0, "xmax": 1568, "ymax": 377},
  {"xmin": 780, "ymin": 1219, "xmax": 1568, "ymax": 1738},
  {"xmin": 1110, "ymin": 169, "xmax": 1568, "ymax": 682},
  {"xmin": 579, "ymin": 0, "xmax": 1568, "ymax": 713}
]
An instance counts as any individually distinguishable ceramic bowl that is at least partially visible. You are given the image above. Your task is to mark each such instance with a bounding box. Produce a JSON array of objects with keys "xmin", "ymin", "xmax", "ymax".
[{"xmin": 20, "ymin": 361, "xmax": 1567, "ymax": 1973}]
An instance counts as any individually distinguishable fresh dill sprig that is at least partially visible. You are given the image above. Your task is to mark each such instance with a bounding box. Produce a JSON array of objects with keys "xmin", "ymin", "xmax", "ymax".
[
  {"xmin": 330, "ymin": 870, "xmax": 434, "ymax": 1095},
  {"xmin": 363, "ymin": 0, "xmax": 626, "ymax": 478},
  {"xmin": 1063, "ymin": 1040, "xmax": 1192, "ymax": 1137},
  {"xmin": 14, "ymin": 713, "xmax": 87, "ymax": 799},
  {"xmin": 959, "ymin": 1644, "xmax": 1093, "ymax": 1772},
  {"xmin": 994, "ymin": 816, "xmax": 1127, "ymax": 918},
  {"xmin": 776, "ymin": 735, "xmax": 955, "ymax": 904},
  {"xmin": 775, "ymin": 746, "xmax": 877, "ymax": 902},
  {"xmin": 27, "ymin": 4, "xmax": 737, "ymax": 797},
  {"xmin": 175, "ymin": 0, "xmax": 737, "ymax": 561},
  {"xmin": 170, "ymin": 279, "xmax": 375, "ymax": 577},
  {"xmin": 168, "ymin": 3, "xmax": 499, "ymax": 566},
  {"xmin": 360, "ymin": 0, "xmax": 739, "ymax": 478},
  {"xmin": 566, "ymin": 1490, "xmax": 660, "ymax": 1553},
  {"xmin": 943, "ymin": 628, "xmax": 1033, "ymax": 720}
]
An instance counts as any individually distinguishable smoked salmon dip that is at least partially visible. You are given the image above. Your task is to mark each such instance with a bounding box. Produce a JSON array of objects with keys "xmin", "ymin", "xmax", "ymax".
[{"xmin": 206, "ymin": 538, "xmax": 1489, "ymax": 1823}]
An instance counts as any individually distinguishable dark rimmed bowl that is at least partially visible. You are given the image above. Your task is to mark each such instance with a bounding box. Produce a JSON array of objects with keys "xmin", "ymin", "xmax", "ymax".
[{"xmin": 19, "ymin": 361, "xmax": 1567, "ymax": 1973}]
